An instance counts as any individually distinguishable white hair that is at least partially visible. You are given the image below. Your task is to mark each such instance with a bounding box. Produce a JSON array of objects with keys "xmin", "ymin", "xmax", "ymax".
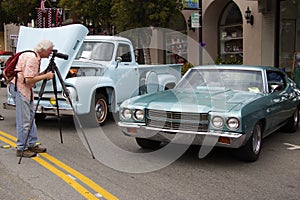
[{"xmin": 35, "ymin": 39, "xmax": 54, "ymax": 52}]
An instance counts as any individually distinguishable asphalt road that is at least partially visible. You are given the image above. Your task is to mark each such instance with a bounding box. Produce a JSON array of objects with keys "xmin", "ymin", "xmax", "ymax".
[{"xmin": 0, "ymin": 86, "xmax": 300, "ymax": 200}]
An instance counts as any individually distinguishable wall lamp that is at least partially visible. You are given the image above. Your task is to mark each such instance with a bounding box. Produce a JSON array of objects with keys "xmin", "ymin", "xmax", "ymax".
[{"xmin": 245, "ymin": 6, "xmax": 254, "ymax": 25}]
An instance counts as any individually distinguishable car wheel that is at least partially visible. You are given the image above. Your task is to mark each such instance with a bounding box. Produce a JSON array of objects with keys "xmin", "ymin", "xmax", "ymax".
[
  {"xmin": 235, "ymin": 122, "xmax": 262, "ymax": 162},
  {"xmin": 135, "ymin": 138, "xmax": 161, "ymax": 149},
  {"xmin": 281, "ymin": 107, "xmax": 299, "ymax": 133},
  {"xmin": 95, "ymin": 93, "xmax": 108, "ymax": 126}
]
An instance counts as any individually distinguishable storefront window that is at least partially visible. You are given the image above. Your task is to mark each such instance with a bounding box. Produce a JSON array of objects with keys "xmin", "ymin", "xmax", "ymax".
[
  {"xmin": 218, "ymin": 2, "xmax": 243, "ymax": 64},
  {"xmin": 280, "ymin": 0, "xmax": 300, "ymax": 74}
]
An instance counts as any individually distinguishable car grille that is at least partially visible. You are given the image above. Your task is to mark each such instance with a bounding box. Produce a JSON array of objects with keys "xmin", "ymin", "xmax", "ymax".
[{"xmin": 146, "ymin": 109, "xmax": 209, "ymax": 132}]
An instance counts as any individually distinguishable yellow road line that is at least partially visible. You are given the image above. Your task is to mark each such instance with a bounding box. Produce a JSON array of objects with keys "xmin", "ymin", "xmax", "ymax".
[
  {"xmin": 0, "ymin": 130, "xmax": 118, "ymax": 200},
  {"xmin": 32, "ymin": 156, "xmax": 99, "ymax": 200},
  {"xmin": 40, "ymin": 153, "xmax": 118, "ymax": 200},
  {"xmin": 0, "ymin": 131, "xmax": 17, "ymax": 142},
  {"xmin": 0, "ymin": 135, "xmax": 16, "ymax": 148}
]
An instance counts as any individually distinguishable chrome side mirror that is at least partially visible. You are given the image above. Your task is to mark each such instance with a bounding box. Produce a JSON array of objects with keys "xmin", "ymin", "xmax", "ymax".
[{"xmin": 115, "ymin": 56, "xmax": 122, "ymax": 68}]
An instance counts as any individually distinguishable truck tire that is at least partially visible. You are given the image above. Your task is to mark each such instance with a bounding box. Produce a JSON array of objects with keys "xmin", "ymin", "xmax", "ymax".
[
  {"xmin": 94, "ymin": 93, "xmax": 108, "ymax": 126},
  {"xmin": 35, "ymin": 113, "xmax": 46, "ymax": 122}
]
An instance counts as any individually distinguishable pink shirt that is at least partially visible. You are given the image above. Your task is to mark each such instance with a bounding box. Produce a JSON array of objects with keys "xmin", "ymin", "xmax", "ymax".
[{"xmin": 11, "ymin": 51, "xmax": 40, "ymax": 101}]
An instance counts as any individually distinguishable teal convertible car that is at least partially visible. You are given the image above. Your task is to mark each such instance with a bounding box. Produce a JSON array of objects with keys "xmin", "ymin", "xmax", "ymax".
[{"xmin": 118, "ymin": 65, "xmax": 300, "ymax": 162}]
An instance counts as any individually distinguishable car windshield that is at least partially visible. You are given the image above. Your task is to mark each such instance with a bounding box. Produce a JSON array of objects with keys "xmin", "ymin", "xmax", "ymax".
[
  {"xmin": 176, "ymin": 68, "xmax": 264, "ymax": 93},
  {"xmin": 75, "ymin": 41, "xmax": 114, "ymax": 61}
]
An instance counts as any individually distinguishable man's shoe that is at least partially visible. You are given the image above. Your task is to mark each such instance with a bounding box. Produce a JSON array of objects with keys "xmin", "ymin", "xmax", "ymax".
[
  {"xmin": 16, "ymin": 149, "xmax": 37, "ymax": 158},
  {"xmin": 28, "ymin": 145, "xmax": 47, "ymax": 153}
]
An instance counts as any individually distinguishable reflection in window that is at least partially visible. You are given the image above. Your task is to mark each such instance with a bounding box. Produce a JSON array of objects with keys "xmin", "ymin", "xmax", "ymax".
[
  {"xmin": 176, "ymin": 68, "xmax": 263, "ymax": 93},
  {"xmin": 75, "ymin": 42, "xmax": 114, "ymax": 61},
  {"xmin": 117, "ymin": 44, "xmax": 132, "ymax": 62}
]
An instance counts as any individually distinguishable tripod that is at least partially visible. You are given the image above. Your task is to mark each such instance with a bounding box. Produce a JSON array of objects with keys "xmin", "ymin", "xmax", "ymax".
[{"xmin": 18, "ymin": 51, "xmax": 95, "ymax": 164}]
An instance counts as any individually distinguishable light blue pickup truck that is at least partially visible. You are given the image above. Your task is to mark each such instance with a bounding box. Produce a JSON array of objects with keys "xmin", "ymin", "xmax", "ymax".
[{"xmin": 4, "ymin": 25, "xmax": 182, "ymax": 126}]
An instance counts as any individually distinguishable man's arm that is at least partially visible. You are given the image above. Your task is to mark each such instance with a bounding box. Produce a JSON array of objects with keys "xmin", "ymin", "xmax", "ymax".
[{"xmin": 25, "ymin": 71, "xmax": 54, "ymax": 85}]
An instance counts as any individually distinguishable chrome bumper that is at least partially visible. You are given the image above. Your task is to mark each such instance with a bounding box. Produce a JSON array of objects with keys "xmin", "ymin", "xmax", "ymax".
[
  {"xmin": 3, "ymin": 102, "xmax": 74, "ymax": 116},
  {"xmin": 118, "ymin": 122, "xmax": 247, "ymax": 148}
]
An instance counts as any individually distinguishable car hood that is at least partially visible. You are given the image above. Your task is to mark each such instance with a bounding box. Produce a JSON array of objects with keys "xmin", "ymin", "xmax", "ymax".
[
  {"xmin": 17, "ymin": 25, "xmax": 88, "ymax": 92},
  {"xmin": 123, "ymin": 89, "xmax": 263, "ymax": 113}
]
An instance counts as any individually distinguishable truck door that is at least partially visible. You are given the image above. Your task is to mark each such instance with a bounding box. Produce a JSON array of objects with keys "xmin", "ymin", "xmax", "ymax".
[{"xmin": 114, "ymin": 43, "xmax": 139, "ymax": 103}]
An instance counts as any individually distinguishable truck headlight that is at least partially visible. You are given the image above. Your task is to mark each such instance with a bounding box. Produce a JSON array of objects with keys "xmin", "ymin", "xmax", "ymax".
[
  {"xmin": 226, "ymin": 117, "xmax": 239, "ymax": 130},
  {"xmin": 121, "ymin": 108, "xmax": 132, "ymax": 120},
  {"xmin": 134, "ymin": 109, "xmax": 144, "ymax": 121},
  {"xmin": 211, "ymin": 116, "xmax": 224, "ymax": 129},
  {"xmin": 64, "ymin": 86, "xmax": 78, "ymax": 103}
]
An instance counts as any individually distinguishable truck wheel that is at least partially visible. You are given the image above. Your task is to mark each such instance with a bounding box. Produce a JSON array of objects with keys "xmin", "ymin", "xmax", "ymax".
[
  {"xmin": 95, "ymin": 94, "xmax": 108, "ymax": 126},
  {"xmin": 135, "ymin": 138, "xmax": 161, "ymax": 149},
  {"xmin": 234, "ymin": 122, "xmax": 262, "ymax": 162},
  {"xmin": 35, "ymin": 113, "xmax": 46, "ymax": 122}
]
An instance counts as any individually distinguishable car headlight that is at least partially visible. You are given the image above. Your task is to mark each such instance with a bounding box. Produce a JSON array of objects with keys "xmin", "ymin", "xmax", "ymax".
[
  {"xmin": 226, "ymin": 117, "xmax": 240, "ymax": 130},
  {"xmin": 211, "ymin": 116, "xmax": 224, "ymax": 129},
  {"xmin": 121, "ymin": 108, "xmax": 132, "ymax": 120},
  {"xmin": 134, "ymin": 109, "xmax": 144, "ymax": 121}
]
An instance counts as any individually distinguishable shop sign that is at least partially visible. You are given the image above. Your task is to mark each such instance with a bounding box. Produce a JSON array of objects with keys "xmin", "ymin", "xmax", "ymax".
[
  {"xmin": 191, "ymin": 12, "xmax": 200, "ymax": 28},
  {"xmin": 183, "ymin": 0, "xmax": 199, "ymax": 9},
  {"xmin": 9, "ymin": 35, "xmax": 18, "ymax": 40}
]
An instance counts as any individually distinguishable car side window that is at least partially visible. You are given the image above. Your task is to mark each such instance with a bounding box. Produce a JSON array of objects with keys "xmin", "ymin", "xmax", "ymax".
[
  {"xmin": 266, "ymin": 71, "xmax": 286, "ymax": 93},
  {"xmin": 117, "ymin": 43, "xmax": 132, "ymax": 63}
]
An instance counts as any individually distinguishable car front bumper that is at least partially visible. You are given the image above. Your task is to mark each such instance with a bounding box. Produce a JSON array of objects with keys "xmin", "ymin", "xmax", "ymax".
[{"xmin": 118, "ymin": 122, "xmax": 247, "ymax": 148}]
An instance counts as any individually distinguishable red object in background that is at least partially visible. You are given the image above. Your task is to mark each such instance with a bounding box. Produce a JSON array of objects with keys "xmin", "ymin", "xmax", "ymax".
[{"xmin": 0, "ymin": 51, "xmax": 13, "ymax": 55}]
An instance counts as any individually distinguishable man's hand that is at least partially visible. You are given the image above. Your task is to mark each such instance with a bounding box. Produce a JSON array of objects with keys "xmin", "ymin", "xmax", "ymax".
[{"xmin": 45, "ymin": 71, "xmax": 54, "ymax": 80}]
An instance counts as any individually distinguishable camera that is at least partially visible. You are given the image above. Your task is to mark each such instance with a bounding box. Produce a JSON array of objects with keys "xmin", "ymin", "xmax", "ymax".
[{"xmin": 52, "ymin": 49, "xmax": 69, "ymax": 60}]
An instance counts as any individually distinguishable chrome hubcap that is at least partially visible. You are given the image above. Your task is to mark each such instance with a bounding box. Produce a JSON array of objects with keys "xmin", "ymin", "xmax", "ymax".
[
  {"xmin": 252, "ymin": 124, "xmax": 262, "ymax": 154},
  {"xmin": 95, "ymin": 99, "xmax": 107, "ymax": 123},
  {"xmin": 293, "ymin": 110, "xmax": 299, "ymax": 126}
]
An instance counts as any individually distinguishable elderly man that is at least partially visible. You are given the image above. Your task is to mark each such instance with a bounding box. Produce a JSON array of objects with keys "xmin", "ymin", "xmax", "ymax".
[{"xmin": 9, "ymin": 40, "xmax": 54, "ymax": 158}]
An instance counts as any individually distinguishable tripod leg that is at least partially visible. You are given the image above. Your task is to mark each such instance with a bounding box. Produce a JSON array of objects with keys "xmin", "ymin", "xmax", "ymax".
[
  {"xmin": 53, "ymin": 65, "xmax": 95, "ymax": 159},
  {"xmin": 18, "ymin": 78, "xmax": 48, "ymax": 164},
  {"xmin": 52, "ymin": 74, "xmax": 63, "ymax": 143}
]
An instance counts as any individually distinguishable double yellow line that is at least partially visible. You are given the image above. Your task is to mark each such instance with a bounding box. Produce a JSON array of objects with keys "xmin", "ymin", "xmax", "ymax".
[{"xmin": 0, "ymin": 130, "xmax": 118, "ymax": 200}]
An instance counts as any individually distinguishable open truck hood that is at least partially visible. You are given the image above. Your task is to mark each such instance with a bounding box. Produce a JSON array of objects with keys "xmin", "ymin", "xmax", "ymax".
[{"xmin": 17, "ymin": 24, "xmax": 88, "ymax": 92}]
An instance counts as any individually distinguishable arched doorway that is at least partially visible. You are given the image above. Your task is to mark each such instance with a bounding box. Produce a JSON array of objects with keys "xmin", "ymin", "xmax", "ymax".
[{"xmin": 218, "ymin": 2, "xmax": 243, "ymax": 64}]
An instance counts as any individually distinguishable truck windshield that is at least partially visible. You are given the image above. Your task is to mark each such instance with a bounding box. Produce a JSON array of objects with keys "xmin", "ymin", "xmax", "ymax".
[{"xmin": 75, "ymin": 41, "xmax": 115, "ymax": 61}]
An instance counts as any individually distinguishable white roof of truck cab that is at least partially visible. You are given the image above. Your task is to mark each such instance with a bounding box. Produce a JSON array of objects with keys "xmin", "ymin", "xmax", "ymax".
[{"xmin": 84, "ymin": 35, "xmax": 132, "ymax": 43}]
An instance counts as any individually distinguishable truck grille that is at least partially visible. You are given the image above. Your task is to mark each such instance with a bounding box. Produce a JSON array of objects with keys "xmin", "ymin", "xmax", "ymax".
[{"xmin": 146, "ymin": 109, "xmax": 209, "ymax": 132}]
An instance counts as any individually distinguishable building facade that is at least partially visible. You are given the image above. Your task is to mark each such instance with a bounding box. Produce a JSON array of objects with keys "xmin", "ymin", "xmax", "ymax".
[
  {"xmin": 172, "ymin": 0, "xmax": 300, "ymax": 75},
  {"xmin": 2, "ymin": 0, "xmax": 299, "ymax": 75}
]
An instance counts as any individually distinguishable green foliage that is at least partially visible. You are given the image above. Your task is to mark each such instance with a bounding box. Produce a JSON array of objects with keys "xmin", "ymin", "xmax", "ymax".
[
  {"xmin": 58, "ymin": 0, "xmax": 112, "ymax": 30},
  {"xmin": 215, "ymin": 55, "xmax": 243, "ymax": 65},
  {"xmin": 111, "ymin": 0, "xmax": 181, "ymax": 33},
  {"xmin": 181, "ymin": 62, "xmax": 194, "ymax": 76},
  {"xmin": 0, "ymin": 0, "xmax": 37, "ymax": 25},
  {"xmin": 0, "ymin": 0, "xmax": 182, "ymax": 34}
]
